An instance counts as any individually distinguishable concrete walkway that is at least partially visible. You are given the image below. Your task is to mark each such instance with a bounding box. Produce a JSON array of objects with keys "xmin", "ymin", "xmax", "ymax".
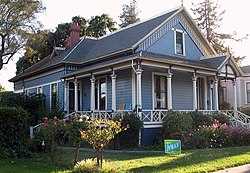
[{"xmin": 213, "ymin": 164, "xmax": 250, "ymax": 173}]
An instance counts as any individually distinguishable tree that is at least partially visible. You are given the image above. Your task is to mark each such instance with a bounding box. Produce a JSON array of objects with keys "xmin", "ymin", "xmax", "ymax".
[
  {"xmin": 191, "ymin": 0, "xmax": 248, "ymax": 63},
  {"xmin": 16, "ymin": 30, "xmax": 52, "ymax": 74},
  {"xmin": 88, "ymin": 14, "xmax": 117, "ymax": 38},
  {"xmin": 81, "ymin": 119, "xmax": 127, "ymax": 168},
  {"xmin": 0, "ymin": 0, "xmax": 45, "ymax": 70},
  {"xmin": 119, "ymin": 0, "xmax": 141, "ymax": 28}
]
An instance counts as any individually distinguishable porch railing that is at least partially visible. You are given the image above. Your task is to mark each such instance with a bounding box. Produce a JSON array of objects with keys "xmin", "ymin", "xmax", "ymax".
[{"xmin": 219, "ymin": 110, "xmax": 250, "ymax": 129}]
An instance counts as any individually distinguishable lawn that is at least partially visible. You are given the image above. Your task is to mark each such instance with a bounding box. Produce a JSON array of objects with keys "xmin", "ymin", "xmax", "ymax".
[{"xmin": 1, "ymin": 147, "xmax": 250, "ymax": 173}]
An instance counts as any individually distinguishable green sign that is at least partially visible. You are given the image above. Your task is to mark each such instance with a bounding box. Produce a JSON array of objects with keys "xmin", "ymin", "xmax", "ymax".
[{"xmin": 164, "ymin": 140, "xmax": 181, "ymax": 154}]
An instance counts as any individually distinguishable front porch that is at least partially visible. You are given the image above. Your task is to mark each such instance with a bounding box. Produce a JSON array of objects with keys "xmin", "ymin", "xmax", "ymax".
[{"xmin": 61, "ymin": 51, "xmax": 248, "ymax": 130}]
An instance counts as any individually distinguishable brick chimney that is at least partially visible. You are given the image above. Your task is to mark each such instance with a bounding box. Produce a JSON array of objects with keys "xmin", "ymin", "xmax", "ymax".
[{"xmin": 69, "ymin": 22, "xmax": 80, "ymax": 48}]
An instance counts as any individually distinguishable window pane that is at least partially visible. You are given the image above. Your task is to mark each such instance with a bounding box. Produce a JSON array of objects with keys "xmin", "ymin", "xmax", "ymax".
[
  {"xmin": 51, "ymin": 83, "xmax": 57, "ymax": 108},
  {"xmin": 176, "ymin": 31, "xmax": 183, "ymax": 54},
  {"xmin": 100, "ymin": 78, "xmax": 106, "ymax": 110},
  {"xmin": 154, "ymin": 75, "xmax": 167, "ymax": 109}
]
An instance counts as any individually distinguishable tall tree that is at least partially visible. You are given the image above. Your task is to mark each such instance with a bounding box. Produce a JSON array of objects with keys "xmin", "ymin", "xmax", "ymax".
[
  {"xmin": 191, "ymin": 0, "xmax": 248, "ymax": 63},
  {"xmin": 88, "ymin": 14, "xmax": 117, "ymax": 38},
  {"xmin": 16, "ymin": 30, "xmax": 52, "ymax": 74},
  {"xmin": 0, "ymin": 0, "xmax": 45, "ymax": 70},
  {"xmin": 119, "ymin": 0, "xmax": 141, "ymax": 28}
]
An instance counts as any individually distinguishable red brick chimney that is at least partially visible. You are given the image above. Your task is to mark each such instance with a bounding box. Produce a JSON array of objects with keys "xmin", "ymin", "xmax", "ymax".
[{"xmin": 69, "ymin": 22, "xmax": 80, "ymax": 48}]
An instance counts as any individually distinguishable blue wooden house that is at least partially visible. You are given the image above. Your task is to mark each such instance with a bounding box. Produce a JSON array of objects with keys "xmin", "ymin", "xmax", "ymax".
[{"xmin": 10, "ymin": 7, "xmax": 247, "ymax": 146}]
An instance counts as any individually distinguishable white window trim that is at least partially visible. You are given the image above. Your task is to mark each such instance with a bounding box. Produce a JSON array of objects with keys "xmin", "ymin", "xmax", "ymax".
[
  {"xmin": 95, "ymin": 75, "xmax": 108, "ymax": 110},
  {"xmin": 173, "ymin": 28, "xmax": 186, "ymax": 56},
  {"xmin": 246, "ymin": 81, "xmax": 250, "ymax": 104},
  {"xmin": 152, "ymin": 72, "xmax": 168, "ymax": 110},
  {"xmin": 50, "ymin": 82, "xmax": 59, "ymax": 108}
]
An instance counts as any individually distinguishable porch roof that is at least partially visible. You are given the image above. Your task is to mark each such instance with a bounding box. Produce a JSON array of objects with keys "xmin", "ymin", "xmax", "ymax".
[{"xmin": 62, "ymin": 51, "xmax": 228, "ymax": 79}]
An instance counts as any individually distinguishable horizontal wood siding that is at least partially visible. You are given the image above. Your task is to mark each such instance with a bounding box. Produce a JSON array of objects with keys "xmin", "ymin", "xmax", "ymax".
[
  {"xmin": 107, "ymin": 77, "xmax": 112, "ymax": 110},
  {"xmin": 142, "ymin": 69, "xmax": 152, "ymax": 109},
  {"xmin": 43, "ymin": 85, "xmax": 50, "ymax": 108},
  {"xmin": 172, "ymin": 72, "xmax": 193, "ymax": 110},
  {"xmin": 116, "ymin": 69, "xmax": 132, "ymax": 109},
  {"xmin": 29, "ymin": 88, "xmax": 37, "ymax": 94},
  {"xmin": 148, "ymin": 23, "xmax": 203, "ymax": 61},
  {"xmin": 82, "ymin": 77, "xmax": 91, "ymax": 110},
  {"xmin": 22, "ymin": 71, "xmax": 65, "ymax": 88}
]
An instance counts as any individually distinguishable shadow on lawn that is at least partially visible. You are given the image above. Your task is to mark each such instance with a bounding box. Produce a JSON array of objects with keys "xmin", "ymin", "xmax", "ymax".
[{"xmin": 129, "ymin": 147, "xmax": 250, "ymax": 173}]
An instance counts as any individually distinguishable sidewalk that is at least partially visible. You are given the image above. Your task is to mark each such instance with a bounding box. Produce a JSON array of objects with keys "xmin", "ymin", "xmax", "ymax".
[{"xmin": 213, "ymin": 164, "xmax": 250, "ymax": 173}]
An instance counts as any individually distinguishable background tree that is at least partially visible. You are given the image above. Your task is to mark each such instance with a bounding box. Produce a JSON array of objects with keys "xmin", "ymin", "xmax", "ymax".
[
  {"xmin": 88, "ymin": 14, "xmax": 117, "ymax": 38},
  {"xmin": 16, "ymin": 14, "xmax": 117, "ymax": 73},
  {"xmin": 0, "ymin": 0, "xmax": 45, "ymax": 70},
  {"xmin": 119, "ymin": 0, "xmax": 141, "ymax": 28},
  {"xmin": 0, "ymin": 85, "xmax": 6, "ymax": 92},
  {"xmin": 191, "ymin": 0, "xmax": 248, "ymax": 64}
]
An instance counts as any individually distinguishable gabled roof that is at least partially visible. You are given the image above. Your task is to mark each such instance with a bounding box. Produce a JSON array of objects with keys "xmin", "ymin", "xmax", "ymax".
[{"xmin": 10, "ymin": 6, "xmax": 218, "ymax": 82}]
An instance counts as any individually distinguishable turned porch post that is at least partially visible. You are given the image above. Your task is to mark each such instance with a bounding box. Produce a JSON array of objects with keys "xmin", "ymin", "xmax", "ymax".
[
  {"xmin": 90, "ymin": 75, "xmax": 96, "ymax": 111},
  {"xmin": 167, "ymin": 72, "xmax": 173, "ymax": 110},
  {"xmin": 64, "ymin": 81, "xmax": 69, "ymax": 114},
  {"xmin": 110, "ymin": 72, "xmax": 117, "ymax": 111},
  {"xmin": 214, "ymin": 77, "xmax": 219, "ymax": 111},
  {"xmin": 74, "ymin": 78, "xmax": 78, "ymax": 112},
  {"xmin": 233, "ymin": 79, "xmax": 237, "ymax": 111},
  {"xmin": 192, "ymin": 75, "xmax": 198, "ymax": 110}
]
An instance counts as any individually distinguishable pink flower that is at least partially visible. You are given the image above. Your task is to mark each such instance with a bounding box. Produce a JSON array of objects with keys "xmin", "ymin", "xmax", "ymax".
[
  {"xmin": 42, "ymin": 117, "xmax": 48, "ymax": 121},
  {"xmin": 54, "ymin": 116, "xmax": 57, "ymax": 120},
  {"xmin": 62, "ymin": 119, "xmax": 67, "ymax": 125},
  {"xmin": 43, "ymin": 123, "xmax": 48, "ymax": 127},
  {"xmin": 53, "ymin": 122, "xmax": 57, "ymax": 126}
]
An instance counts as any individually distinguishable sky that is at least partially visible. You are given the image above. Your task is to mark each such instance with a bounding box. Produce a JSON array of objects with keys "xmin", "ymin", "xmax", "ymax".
[{"xmin": 1, "ymin": 0, "xmax": 249, "ymax": 91}]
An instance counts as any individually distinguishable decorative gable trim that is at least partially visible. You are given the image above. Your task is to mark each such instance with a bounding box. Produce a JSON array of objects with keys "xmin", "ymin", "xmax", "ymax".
[{"xmin": 136, "ymin": 14, "xmax": 208, "ymax": 56}]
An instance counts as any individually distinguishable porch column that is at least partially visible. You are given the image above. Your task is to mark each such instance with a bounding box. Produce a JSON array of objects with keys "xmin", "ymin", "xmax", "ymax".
[
  {"xmin": 110, "ymin": 73, "xmax": 117, "ymax": 111},
  {"xmin": 233, "ymin": 79, "xmax": 237, "ymax": 111},
  {"xmin": 192, "ymin": 75, "xmax": 198, "ymax": 110},
  {"xmin": 90, "ymin": 75, "xmax": 96, "ymax": 111},
  {"xmin": 167, "ymin": 72, "xmax": 173, "ymax": 110},
  {"xmin": 136, "ymin": 69, "xmax": 143, "ymax": 112},
  {"xmin": 74, "ymin": 78, "xmax": 78, "ymax": 112},
  {"xmin": 64, "ymin": 81, "xmax": 69, "ymax": 113},
  {"xmin": 214, "ymin": 77, "xmax": 219, "ymax": 111},
  {"xmin": 204, "ymin": 77, "xmax": 208, "ymax": 110},
  {"xmin": 210, "ymin": 82, "xmax": 213, "ymax": 110}
]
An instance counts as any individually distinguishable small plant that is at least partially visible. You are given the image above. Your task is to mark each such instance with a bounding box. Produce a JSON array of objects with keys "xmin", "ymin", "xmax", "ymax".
[
  {"xmin": 40, "ymin": 116, "xmax": 66, "ymax": 161},
  {"xmin": 81, "ymin": 119, "xmax": 128, "ymax": 168},
  {"xmin": 73, "ymin": 159, "xmax": 114, "ymax": 173},
  {"xmin": 65, "ymin": 114, "xmax": 88, "ymax": 165},
  {"xmin": 188, "ymin": 111, "xmax": 212, "ymax": 129}
]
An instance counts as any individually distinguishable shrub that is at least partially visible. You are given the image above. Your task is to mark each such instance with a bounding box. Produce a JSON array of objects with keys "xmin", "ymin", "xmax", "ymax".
[
  {"xmin": 162, "ymin": 111, "xmax": 193, "ymax": 145},
  {"xmin": 73, "ymin": 159, "xmax": 114, "ymax": 173},
  {"xmin": 188, "ymin": 111, "xmax": 212, "ymax": 129},
  {"xmin": 0, "ymin": 92, "xmax": 46, "ymax": 125},
  {"xmin": 0, "ymin": 107, "xmax": 30, "ymax": 157},
  {"xmin": 219, "ymin": 101, "xmax": 231, "ymax": 110},
  {"xmin": 212, "ymin": 113, "xmax": 231, "ymax": 125},
  {"xmin": 111, "ymin": 112, "xmax": 143, "ymax": 149},
  {"xmin": 240, "ymin": 107, "xmax": 250, "ymax": 116},
  {"xmin": 40, "ymin": 116, "xmax": 67, "ymax": 161}
]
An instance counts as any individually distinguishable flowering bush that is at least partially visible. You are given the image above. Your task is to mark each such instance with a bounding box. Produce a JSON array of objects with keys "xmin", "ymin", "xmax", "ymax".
[
  {"xmin": 40, "ymin": 116, "xmax": 66, "ymax": 161},
  {"xmin": 81, "ymin": 119, "xmax": 128, "ymax": 168}
]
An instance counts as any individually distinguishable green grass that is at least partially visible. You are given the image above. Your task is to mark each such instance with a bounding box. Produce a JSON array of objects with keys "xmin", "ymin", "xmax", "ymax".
[{"xmin": 1, "ymin": 147, "xmax": 250, "ymax": 173}]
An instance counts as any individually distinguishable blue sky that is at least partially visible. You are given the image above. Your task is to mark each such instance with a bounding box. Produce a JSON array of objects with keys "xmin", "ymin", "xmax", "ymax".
[{"xmin": 1, "ymin": 0, "xmax": 249, "ymax": 90}]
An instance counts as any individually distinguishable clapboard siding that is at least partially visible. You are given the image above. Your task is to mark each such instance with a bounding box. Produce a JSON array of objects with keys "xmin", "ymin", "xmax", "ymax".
[
  {"xmin": 142, "ymin": 69, "xmax": 153, "ymax": 109},
  {"xmin": 82, "ymin": 77, "xmax": 91, "ymax": 110},
  {"xmin": 172, "ymin": 72, "xmax": 193, "ymax": 110}
]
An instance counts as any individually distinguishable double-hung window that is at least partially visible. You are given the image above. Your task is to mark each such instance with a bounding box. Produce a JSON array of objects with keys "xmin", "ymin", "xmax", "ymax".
[
  {"xmin": 174, "ymin": 29, "xmax": 185, "ymax": 55},
  {"xmin": 154, "ymin": 75, "xmax": 167, "ymax": 109},
  {"xmin": 51, "ymin": 83, "xmax": 57, "ymax": 108},
  {"xmin": 95, "ymin": 77, "xmax": 107, "ymax": 110}
]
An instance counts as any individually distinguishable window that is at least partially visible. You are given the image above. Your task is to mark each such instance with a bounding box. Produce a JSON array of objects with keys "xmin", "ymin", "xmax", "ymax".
[
  {"xmin": 154, "ymin": 75, "xmax": 167, "ymax": 109},
  {"xmin": 51, "ymin": 83, "xmax": 57, "ymax": 108},
  {"xmin": 247, "ymin": 83, "xmax": 250, "ymax": 103},
  {"xmin": 95, "ymin": 77, "xmax": 107, "ymax": 110},
  {"xmin": 175, "ymin": 30, "xmax": 185, "ymax": 55}
]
